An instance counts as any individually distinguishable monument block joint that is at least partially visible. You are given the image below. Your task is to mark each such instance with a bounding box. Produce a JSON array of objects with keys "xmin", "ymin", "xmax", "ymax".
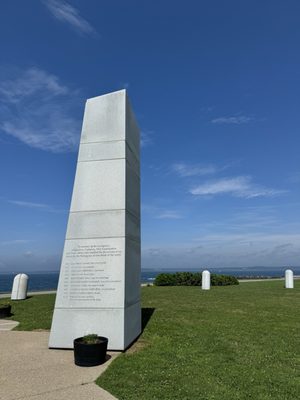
[{"xmin": 49, "ymin": 90, "xmax": 141, "ymax": 351}]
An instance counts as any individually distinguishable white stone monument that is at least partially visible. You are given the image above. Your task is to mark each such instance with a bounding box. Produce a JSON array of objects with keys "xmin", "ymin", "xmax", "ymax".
[
  {"xmin": 202, "ymin": 270, "xmax": 210, "ymax": 290},
  {"xmin": 49, "ymin": 90, "xmax": 141, "ymax": 350},
  {"xmin": 285, "ymin": 269, "xmax": 294, "ymax": 289},
  {"xmin": 11, "ymin": 273, "xmax": 29, "ymax": 300}
]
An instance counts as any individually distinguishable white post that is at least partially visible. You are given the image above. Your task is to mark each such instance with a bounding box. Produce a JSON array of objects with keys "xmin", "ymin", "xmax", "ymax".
[
  {"xmin": 202, "ymin": 270, "xmax": 210, "ymax": 290},
  {"xmin": 11, "ymin": 274, "xmax": 29, "ymax": 300},
  {"xmin": 285, "ymin": 269, "xmax": 294, "ymax": 289}
]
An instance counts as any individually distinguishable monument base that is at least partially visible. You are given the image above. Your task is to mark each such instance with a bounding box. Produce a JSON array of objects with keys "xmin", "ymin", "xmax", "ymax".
[{"xmin": 48, "ymin": 302, "xmax": 141, "ymax": 351}]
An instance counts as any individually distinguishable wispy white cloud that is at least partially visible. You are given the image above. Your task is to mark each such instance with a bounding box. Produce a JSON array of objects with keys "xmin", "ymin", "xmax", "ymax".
[
  {"xmin": 156, "ymin": 211, "xmax": 183, "ymax": 219},
  {"xmin": 142, "ymin": 204, "xmax": 183, "ymax": 220},
  {"xmin": 195, "ymin": 214, "xmax": 279, "ymax": 233},
  {"xmin": 0, "ymin": 67, "xmax": 68, "ymax": 103},
  {"xmin": 23, "ymin": 251, "xmax": 34, "ymax": 258},
  {"xmin": 231, "ymin": 211, "xmax": 278, "ymax": 229},
  {"xmin": 8, "ymin": 199, "xmax": 66, "ymax": 213},
  {"xmin": 172, "ymin": 162, "xmax": 218, "ymax": 177},
  {"xmin": 211, "ymin": 115, "xmax": 252, "ymax": 124},
  {"xmin": 0, "ymin": 67, "xmax": 81, "ymax": 153},
  {"xmin": 192, "ymin": 233, "xmax": 300, "ymax": 249},
  {"xmin": 1, "ymin": 239, "xmax": 32, "ymax": 246},
  {"xmin": 43, "ymin": 0, "xmax": 97, "ymax": 36},
  {"xmin": 190, "ymin": 176, "xmax": 286, "ymax": 199},
  {"xmin": 142, "ymin": 233, "xmax": 300, "ymax": 269},
  {"xmin": 141, "ymin": 131, "xmax": 154, "ymax": 147},
  {"xmin": 8, "ymin": 200, "xmax": 50, "ymax": 209}
]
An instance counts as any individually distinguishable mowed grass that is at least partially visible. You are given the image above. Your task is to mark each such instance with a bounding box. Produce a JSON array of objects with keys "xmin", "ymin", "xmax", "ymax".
[
  {"xmin": 0, "ymin": 293, "xmax": 55, "ymax": 330},
  {"xmin": 1, "ymin": 282, "xmax": 299, "ymax": 399},
  {"xmin": 97, "ymin": 281, "xmax": 300, "ymax": 400}
]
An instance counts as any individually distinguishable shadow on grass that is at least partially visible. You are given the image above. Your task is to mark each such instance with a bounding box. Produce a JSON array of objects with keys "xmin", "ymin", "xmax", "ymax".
[{"xmin": 142, "ymin": 307, "xmax": 155, "ymax": 332}]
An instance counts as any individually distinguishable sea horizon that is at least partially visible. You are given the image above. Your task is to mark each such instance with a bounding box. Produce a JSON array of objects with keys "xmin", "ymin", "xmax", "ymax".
[{"xmin": 1, "ymin": 266, "xmax": 300, "ymax": 294}]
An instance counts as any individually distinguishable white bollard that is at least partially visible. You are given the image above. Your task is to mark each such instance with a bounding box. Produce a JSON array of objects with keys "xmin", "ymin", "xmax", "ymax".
[
  {"xmin": 285, "ymin": 269, "xmax": 294, "ymax": 289},
  {"xmin": 11, "ymin": 273, "xmax": 29, "ymax": 300},
  {"xmin": 202, "ymin": 270, "xmax": 210, "ymax": 290}
]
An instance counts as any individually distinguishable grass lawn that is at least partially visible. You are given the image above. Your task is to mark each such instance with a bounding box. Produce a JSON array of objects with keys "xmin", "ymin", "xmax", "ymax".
[
  {"xmin": 98, "ymin": 281, "xmax": 300, "ymax": 400},
  {"xmin": 1, "ymin": 281, "xmax": 299, "ymax": 399},
  {"xmin": 0, "ymin": 293, "xmax": 55, "ymax": 330}
]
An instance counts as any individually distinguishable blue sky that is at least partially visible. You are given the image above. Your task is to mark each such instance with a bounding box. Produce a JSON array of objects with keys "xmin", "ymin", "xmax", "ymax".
[{"xmin": 0, "ymin": 0, "xmax": 299, "ymax": 272}]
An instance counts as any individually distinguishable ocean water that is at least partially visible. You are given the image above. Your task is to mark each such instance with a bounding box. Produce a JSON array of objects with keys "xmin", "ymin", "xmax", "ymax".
[
  {"xmin": 0, "ymin": 272, "xmax": 59, "ymax": 294},
  {"xmin": 0, "ymin": 267, "xmax": 299, "ymax": 293}
]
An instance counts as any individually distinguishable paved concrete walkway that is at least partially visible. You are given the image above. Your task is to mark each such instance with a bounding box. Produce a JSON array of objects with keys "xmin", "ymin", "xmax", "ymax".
[
  {"xmin": 0, "ymin": 319, "xmax": 19, "ymax": 330},
  {"xmin": 0, "ymin": 331, "xmax": 119, "ymax": 400}
]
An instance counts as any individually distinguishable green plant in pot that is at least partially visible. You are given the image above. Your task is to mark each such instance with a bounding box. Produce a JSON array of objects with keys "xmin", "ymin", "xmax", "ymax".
[
  {"xmin": 0, "ymin": 302, "xmax": 11, "ymax": 318},
  {"xmin": 73, "ymin": 334, "xmax": 108, "ymax": 367}
]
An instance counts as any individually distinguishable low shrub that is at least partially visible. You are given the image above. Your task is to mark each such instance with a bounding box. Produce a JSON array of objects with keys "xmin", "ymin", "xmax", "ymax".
[
  {"xmin": 153, "ymin": 273, "xmax": 177, "ymax": 286},
  {"xmin": 211, "ymin": 274, "xmax": 239, "ymax": 286},
  {"xmin": 154, "ymin": 272, "xmax": 239, "ymax": 286}
]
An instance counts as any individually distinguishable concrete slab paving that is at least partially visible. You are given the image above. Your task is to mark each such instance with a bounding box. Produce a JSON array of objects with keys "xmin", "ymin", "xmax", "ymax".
[
  {"xmin": 0, "ymin": 320, "xmax": 19, "ymax": 331},
  {"xmin": 21, "ymin": 383, "xmax": 116, "ymax": 400},
  {"xmin": 0, "ymin": 331, "xmax": 119, "ymax": 400}
]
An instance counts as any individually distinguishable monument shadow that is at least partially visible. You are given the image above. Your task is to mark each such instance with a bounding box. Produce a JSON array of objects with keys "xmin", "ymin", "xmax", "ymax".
[{"xmin": 141, "ymin": 307, "xmax": 155, "ymax": 332}]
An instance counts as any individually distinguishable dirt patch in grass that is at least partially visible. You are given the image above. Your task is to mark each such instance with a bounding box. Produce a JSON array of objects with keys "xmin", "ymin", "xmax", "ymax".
[{"xmin": 125, "ymin": 338, "xmax": 149, "ymax": 355}]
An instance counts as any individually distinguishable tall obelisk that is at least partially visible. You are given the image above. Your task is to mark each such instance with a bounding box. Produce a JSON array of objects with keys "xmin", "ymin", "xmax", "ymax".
[{"xmin": 49, "ymin": 90, "xmax": 141, "ymax": 350}]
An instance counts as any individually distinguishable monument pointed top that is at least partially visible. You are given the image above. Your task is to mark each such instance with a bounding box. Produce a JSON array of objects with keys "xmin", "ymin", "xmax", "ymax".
[{"xmin": 86, "ymin": 89, "xmax": 127, "ymax": 103}]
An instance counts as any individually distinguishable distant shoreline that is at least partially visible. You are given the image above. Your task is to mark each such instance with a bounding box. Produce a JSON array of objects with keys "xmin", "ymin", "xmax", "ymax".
[
  {"xmin": 1, "ymin": 277, "xmax": 300, "ymax": 297},
  {"xmin": 1, "ymin": 269, "xmax": 300, "ymax": 294},
  {"xmin": 239, "ymin": 275, "xmax": 300, "ymax": 282}
]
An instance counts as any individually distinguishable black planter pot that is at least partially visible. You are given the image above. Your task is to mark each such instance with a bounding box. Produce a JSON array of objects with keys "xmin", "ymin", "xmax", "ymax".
[
  {"xmin": 74, "ymin": 336, "xmax": 108, "ymax": 367},
  {"xmin": 0, "ymin": 304, "xmax": 11, "ymax": 318}
]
